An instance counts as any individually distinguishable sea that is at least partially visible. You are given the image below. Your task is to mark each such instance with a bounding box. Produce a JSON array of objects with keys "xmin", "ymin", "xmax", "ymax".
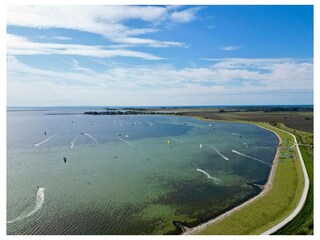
[{"xmin": 7, "ymin": 106, "xmax": 279, "ymax": 234}]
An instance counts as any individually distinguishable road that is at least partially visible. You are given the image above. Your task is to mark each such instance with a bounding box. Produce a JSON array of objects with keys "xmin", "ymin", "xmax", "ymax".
[{"xmin": 261, "ymin": 126, "xmax": 310, "ymax": 235}]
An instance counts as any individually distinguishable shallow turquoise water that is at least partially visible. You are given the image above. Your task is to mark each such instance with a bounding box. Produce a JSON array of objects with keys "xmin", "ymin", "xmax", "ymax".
[{"xmin": 7, "ymin": 110, "xmax": 278, "ymax": 234}]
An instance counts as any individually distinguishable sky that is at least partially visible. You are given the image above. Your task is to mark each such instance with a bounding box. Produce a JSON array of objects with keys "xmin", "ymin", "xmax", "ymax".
[{"xmin": 6, "ymin": 5, "xmax": 313, "ymax": 106}]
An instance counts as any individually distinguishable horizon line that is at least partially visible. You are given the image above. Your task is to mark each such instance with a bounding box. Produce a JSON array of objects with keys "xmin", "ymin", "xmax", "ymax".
[{"xmin": 7, "ymin": 104, "xmax": 314, "ymax": 108}]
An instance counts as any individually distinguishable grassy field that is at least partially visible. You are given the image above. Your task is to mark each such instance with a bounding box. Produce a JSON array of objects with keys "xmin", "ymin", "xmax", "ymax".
[
  {"xmin": 179, "ymin": 111, "xmax": 313, "ymax": 133},
  {"xmin": 271, "ymin": 123, "xmax": 313, "ymax": 235},
  {"xmin": 195, "ymin": 123, "xmax": 305, "ymax": 235}
]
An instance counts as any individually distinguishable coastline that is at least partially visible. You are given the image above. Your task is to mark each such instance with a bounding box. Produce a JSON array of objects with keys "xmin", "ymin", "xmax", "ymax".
[
  {"xmin": 182, "ymin": 123, "xmax": 282, "ymax": 235},
  {"xmin": 260, "ymin": 126, "xmax": 309, "ymax": 234}
]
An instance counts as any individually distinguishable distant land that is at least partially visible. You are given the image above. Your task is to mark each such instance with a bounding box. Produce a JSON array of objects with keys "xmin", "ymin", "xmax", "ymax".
[
  {"xmin": 82, "ymin": 105, "xmax": 313, "ymax": 133},
  {"xmin": 7, "ymin": 105, "xmax": 313, "ymax": 133}
]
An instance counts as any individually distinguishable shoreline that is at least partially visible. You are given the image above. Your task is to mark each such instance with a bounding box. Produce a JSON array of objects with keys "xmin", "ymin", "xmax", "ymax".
[
  {"xmin": 182, "ymin": 123, "xmax": 282, "ymax": 235},
  {"xmin": 260, "ymin": 126, "xmax": 309, "ymax": 234}
]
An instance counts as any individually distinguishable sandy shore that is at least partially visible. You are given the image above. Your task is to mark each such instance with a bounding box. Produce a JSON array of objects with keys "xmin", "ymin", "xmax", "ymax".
[{"xmin": 182, "ymin": 124, "xmax": 282, "ymax": 235}]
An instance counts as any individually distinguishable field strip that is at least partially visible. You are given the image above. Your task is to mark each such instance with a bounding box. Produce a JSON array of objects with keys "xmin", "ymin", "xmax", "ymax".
[
  {"xmin": 182, "ymin": 123, "xmax": 281, "ymax": 235},
  {"xmin": 182, "ymin": 122, "xmax": 307, "ymax": 235},
  {"xmin": 260, "ymin": 125, "xmax": 310, "ymax": 235}
]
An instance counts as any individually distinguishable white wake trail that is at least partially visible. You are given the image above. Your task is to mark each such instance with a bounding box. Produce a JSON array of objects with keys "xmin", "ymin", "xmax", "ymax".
[
  {"xmin": 33, "ymin": 135, "xmax": 56, "ymax": 147},
  {"xmin": 232, "ymin": 150, "xmax": 269, "ymax": 165},
  {"xmin": 7, "ymin": 188, "xmax": 45, "ymax": 224},
  {"xmin": 196, "ymin": 169, "xmax": 221, "ymax": 182},
  {"xmin": 70, "ymin": 135, "xmax": 79, "ymax": 148},
  {"xmin": 169, "ymin": 137, "xmax": 184, "ymax": 143},
  {"xmin": 84, "ymin": 133, "xmax": 98, "ymax": 143},
  {"xmin": 208, "ymin": 145, "xmax": 229, "ymax": 161},
  {"xmin": 119, "ymin": 137, "xmax": 132, "ymax": 146}
]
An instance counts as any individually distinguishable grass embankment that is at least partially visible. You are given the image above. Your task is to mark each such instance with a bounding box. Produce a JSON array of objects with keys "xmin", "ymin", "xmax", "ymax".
[
  {"xmin": 271, "ymin": 123, "xmax": 313, "ymax": 235},
  {"xmin": 196, "ymin": 123, "xmax": 305, "ymax": 235}
]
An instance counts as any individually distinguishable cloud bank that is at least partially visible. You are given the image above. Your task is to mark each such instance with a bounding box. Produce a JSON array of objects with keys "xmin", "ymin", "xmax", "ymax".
[
  {"xmin": 7, "ymin": 34, "xmax": 163, "ymax": 60},
  {"xmin": 7, "ymin": 5, "xmax": 201, "ymax": 47},
  {"xmin": 7, "ymin": 56, "xmax": 313, "ymax": 106}
]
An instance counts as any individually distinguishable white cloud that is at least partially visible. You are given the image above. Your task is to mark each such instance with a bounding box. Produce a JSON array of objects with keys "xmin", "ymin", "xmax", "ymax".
[
  {"xmin": 202, "ymin": 57, "xmax": 306, "ymax": 69},
  {"xmin": 111, "ymin": 37, "xmax": 186, "ymax": 48},
  {"xmin": 7, "ymin": 34, "xmax": 163, "ymax": 60},
  {"xmin": 7, "ymin": 6, "xmax": 164, "ymax": 31},
  {"xmin": 52, "ymin": 36, "xmax": 72, "ymax": 41},
  {"xmin": 208, "ymin": 58, "xmax": 313, "ymax": 91},
  {"xmin": 7, "ymin": 5, "xmax": 199, "ymax": 48},
  {"xmin": 220, "ymin": 46, "xmax": 242, "ymax": 51},
  {"xmin": 169, "ymin": 7, "xmax": 202, "ymax": 23},
  {"xmin": 7, "ymin": 56, "xmax": 313, "ymax": 106}
]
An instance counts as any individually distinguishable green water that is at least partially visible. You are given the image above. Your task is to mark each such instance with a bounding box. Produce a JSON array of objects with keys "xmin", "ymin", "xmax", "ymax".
[{"xmin": 7, "ymin": 111, "xmax": 278, "ymax": 234}]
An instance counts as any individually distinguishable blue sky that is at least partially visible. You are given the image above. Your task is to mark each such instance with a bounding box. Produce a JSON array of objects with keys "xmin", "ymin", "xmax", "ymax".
[{"xmin": 7, "ymin": 5, "xmax": 313, "ymax": 106}]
